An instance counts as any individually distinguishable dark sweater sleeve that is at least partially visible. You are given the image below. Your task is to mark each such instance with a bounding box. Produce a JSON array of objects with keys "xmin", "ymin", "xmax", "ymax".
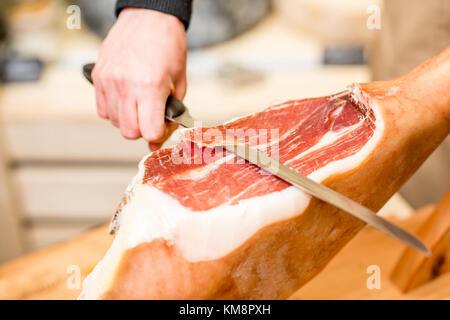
[{"xmin": 115, "ymin": 0, "xmax": 193, "ymax": 29}]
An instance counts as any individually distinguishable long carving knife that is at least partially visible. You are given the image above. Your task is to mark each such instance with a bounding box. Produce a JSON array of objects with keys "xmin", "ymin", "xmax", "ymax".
[
  {"xmin": 83, "ymin": 63, "xmax": 430, "ymax": 255},
  {"xmin": 227, "ymin": 144, "xmax": 430, "ymax": 256}
]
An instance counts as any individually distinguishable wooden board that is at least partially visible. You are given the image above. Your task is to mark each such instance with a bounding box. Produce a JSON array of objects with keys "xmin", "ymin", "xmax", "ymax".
[
  {"xmin": 0, "ymin": 224, "xmax": 111, "ymax": 300},
  {"xmin": 0, "ymin": 206, "xmax": 449, "ymax": 300},
  {"xmin": 292, "ymin": 206, "xmax": 450, "ymax": 300}
]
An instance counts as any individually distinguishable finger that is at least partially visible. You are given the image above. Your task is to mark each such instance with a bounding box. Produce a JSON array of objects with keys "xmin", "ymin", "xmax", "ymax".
[
  {"xmin": 149, "ymin": 142, "xmax": 162, "ymax": 152},
  {"xmin": 137, "ymin": 88, "xmax": 170, "ymax": 142},
  {"xmin": 148, "ymin": 122, "xmax": 179, "ymax": 151},
  {"xmin": 149, "ymin": 120, "xmax": 179, "ymax": 144},
  {"xmin": 92, "ymin": 65, "xmax": 108, "ymax": 119},
  {"xmin": 119, "ymin": 98, "xmax": 141, "ymax": 140},
  {"xmin": 95, "ymin": 88, "xmax": 108, "ymax": 119},
  {"xmin": 162, "ymin": 121, "xmax": 179, "ymax": 142},
  {"xmin": 173, "ymin": 73, "xmax": 187, "ymax": 100},
  {"xmin": 101, "ymin": 72, "xmax": 120, "ymax": 128}
]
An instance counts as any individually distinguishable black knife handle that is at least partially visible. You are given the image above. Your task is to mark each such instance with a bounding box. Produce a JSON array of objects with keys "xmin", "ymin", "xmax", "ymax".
[
  {"xmin": 82, "ymin": 63, "xmax": 186, "ymax": 120},
  {"xmin": 82, "ymin": 63, "xmax": 95, "ymax": 85}
]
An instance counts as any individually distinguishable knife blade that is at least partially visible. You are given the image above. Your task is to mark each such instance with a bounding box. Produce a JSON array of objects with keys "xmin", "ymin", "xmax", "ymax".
[
  {"xmin": 226, "ymin": 144, "xmax": 430, "ymax": 255},
  {"xmin": 83, "ymin": 63, "xmax": 430, "ymax": 255}
]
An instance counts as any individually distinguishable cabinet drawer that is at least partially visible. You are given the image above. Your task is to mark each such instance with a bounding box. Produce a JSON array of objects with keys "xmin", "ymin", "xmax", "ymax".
[
  {"xmin": 3, "ymin": 120, "xmax": 148, "ymax": 162},
  {"xmin": 14, "ymin": 165, "xmax": 138, "ymax": 221}
]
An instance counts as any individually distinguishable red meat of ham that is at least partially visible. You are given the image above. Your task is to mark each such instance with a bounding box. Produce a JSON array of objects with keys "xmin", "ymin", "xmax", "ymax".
[{"xmin": 143, "ymin": 92, "xmax": 375, "ymax": 211}]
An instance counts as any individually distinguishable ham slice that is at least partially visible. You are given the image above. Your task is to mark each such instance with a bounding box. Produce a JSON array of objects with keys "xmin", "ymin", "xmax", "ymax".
[{"xmin": 80, "ymin": 47, "xmax": 450, "ymax": 300}]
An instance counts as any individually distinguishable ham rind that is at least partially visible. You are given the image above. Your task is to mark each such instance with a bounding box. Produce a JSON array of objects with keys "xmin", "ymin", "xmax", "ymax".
[{"xmin": 80, "ymin": 47, "xmax": 450, "ymax": 300}]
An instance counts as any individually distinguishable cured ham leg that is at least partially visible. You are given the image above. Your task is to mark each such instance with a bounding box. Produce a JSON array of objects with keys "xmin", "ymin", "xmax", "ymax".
[{"xmin": 80, "ymin": 47, "xmax": 450, "ymax": 300}]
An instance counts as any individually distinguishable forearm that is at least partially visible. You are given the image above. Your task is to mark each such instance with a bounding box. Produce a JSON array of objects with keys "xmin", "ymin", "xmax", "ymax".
[{"xmin": 115, "ymin": 0, "xmax": 193, "ymax": 29}]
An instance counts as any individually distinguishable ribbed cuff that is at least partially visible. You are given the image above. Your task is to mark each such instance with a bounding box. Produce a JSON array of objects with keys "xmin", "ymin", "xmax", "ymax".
[{"xmin": 115, "ymin": 0, "xmax": 192, "ymax": 29}]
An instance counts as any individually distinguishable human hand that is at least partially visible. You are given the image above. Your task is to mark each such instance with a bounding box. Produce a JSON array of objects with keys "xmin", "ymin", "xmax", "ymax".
[{"xmin": 92, "ymin": 8, "xmax": 187, "ymax": 149}]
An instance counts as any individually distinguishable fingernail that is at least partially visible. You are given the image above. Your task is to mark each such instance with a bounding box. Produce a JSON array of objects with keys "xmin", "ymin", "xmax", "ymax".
[{"xmin": 149, "ymin": 142, "xmax": 162, "ymax": 152}]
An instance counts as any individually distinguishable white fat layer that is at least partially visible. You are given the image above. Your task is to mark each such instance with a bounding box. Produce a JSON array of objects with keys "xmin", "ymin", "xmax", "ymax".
[{"xmin": 79, "ymin": 85, "xmax": 384, "ymax": 299}]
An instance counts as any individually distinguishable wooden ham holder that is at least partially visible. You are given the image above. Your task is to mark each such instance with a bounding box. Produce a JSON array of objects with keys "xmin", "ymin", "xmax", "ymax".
[{"xmin": 391, "ymin": 190, "xmax": 450, "ymax": 292}]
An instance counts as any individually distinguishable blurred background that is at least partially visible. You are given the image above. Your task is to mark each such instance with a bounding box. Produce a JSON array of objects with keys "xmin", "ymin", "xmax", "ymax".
[{"xmin": 0, "ymin": 0, "xmax": 448, "ymax": 263}]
